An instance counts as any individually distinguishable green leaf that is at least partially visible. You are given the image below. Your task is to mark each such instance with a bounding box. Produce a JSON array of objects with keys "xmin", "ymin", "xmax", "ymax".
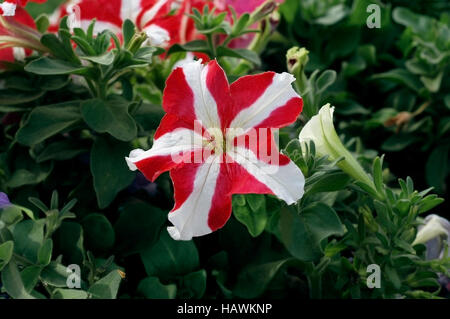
[
  {"xmin": 216, "ymin": 47, "xmax": 261, "ymax": 66},
  {"xmin": 7, "ymin": 162, "xmax": 53, "ymax": 188},
  {"xmin": 25, "ymin": 57, "xmax": 88, "ymax": 75},
  {"xmin": 315, "ymin": 4, "xmax": 348, "ymax": 25},
  {"xmin": 35, "ymin": 14, "xmax": 50, "ymax": 33},
  {"xmin": 306, "ymin": 171, "xmax": 351, "ymax": 194},
  {"xmin": 1, "ymin": 261, "xmax": 35, "ymax": 299},
  {"xmin": 370, "ymin": 69, "xmax": 423, "ymax": 92},
  {"xmin": 141, "ymin": 231, "xmax": 199, "ymax": 280},
  {"xmin": 381, "ymin": 133, "xmax": 419, "ymax": 152},
  {"xmin": 233, "ymin": 195, "xmax": 267, "ymax": 237},
  {"xmin": 315, "ymin": 70, "xmax": 337, "ymax": 94},
  {"xmin": 12, "ymin": 219, "xmax": 45, "ymax": 263},
  {"xmin": 137, "ymin": 277, "xmax": 177, "ymax": 299},
  {"xmin": 16, "ymin": 101, "xmax": 82, "ymax": 146},
  {"xmin": 123, "ymin": 19, "xmax": 135, "ymax": 48},
  {"xmin": 180, "ymin": 269, "xmax": 207, "ymax": 299},
  {"xmin": 0, "ymin": 206, "xmax": 23, "ymax": 226},
  {"xmin": 40, "ymin": 31, "xmax": 79, "ymax": 63},
  {"xmin": 0, "ymin": 241, "xmax": 14, "ymax": 271},
  {"xmin": 0, "ymin": 89, "xmax": 45, "ymax": 105},
  {"xmin": 418, "ymin": 195, "xmax": 444, "ymax": 214},
  {"xmin": 88, "ymin": 270, "xmax": 122, "ymax": 299},
  {"xmin": 167, "ymin": 40, "xmax": 210, "ymax": 55},
  {"xmin": 52, "ymin": 289, "xmax": 88, "ymax": 299},
  {"xmin": 114, "ymin": 201, "xmax": 166, "ymax": 255},
  {"xmin": 385, "ymin": 265, "xmax": 401, "ymax": 290},
  {"xmin": 53, "ymin": 222, "xmax": 85, "ymax": 265},
  {"xmin": 38, "ymin": 238, "xmax": 53, "ymax": 266},
  {"xmin": 81, "ymin": 213, "xmax": 115, "ymax": 253},
  {"xmin": 21, "ymin": 265, "xmax": 43, "ymax": 292},
  {"xmin": 421, "ymin": 72, "xmax": 443, "ymax": 93},
  {"xmin": 279, "ymin": 203, "xmax": 345, "ymax": 261},
  {"xmin": 233, "ymin": 259, "xmax": 296, "ymax": 298},
  {"xmin": 372, "ymin": 156, "xmax": 384, "ymax": 195},
  {"xmin": 40, "ymin": 262, "xmax": 70, "ymax": 288},
  {"xmin": 36, "ymin": 140, "xmax": 87, "ymax": 163},
  {"xmin": 81, "ymin": 98, "xmax": 137, "ymax": 142},
  {"xmin": 392, "ymin": 7, "xmax": 434, "ymax": 34},
  {"xmin": 80, "ymin": 51, "xmax": 115, "ymax": 65},
  {"xmin": 90, "ymin": 136, "xmax": 135, "ymax": 209},
  {"xmin": 425, "ymin": 145, "xmax": 449, "ymax": 192}
]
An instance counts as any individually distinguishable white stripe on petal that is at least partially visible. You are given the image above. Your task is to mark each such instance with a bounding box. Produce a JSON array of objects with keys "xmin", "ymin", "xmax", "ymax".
[
  {"xmin": 143, "ymin": 24, "xmax": 170, "ymax": 46},
  {"xmin": 181, "ymin": 61, "xmax": 221, "ymax": 129},
  {"xmin": 229, "ymin": 72, "xmax": 298, "ymax": 133},
  {"xmin": 0, "ymin": 2, "xmax": 16, "ymax": 16},
  {"xmin": 12, "ymin": 48, "xmax": 26, "ymax": 62},
  {"xmin": 168, "ymin": 156, "xmax": 222, "ymax": 240},
  {"xmin": 120, "ymin": 0, "xmax": 142, "ymax": 23},
  {"xmin": 229, "ymin": 146, "xmax": 305, "ymax": 205},
  {"xmin": 125, "ymin": 128, "xmax": 205, "ymax": 169},
  {"xmin": 138, "ymin": 0, "xmax": 169, "ymax": 28}
]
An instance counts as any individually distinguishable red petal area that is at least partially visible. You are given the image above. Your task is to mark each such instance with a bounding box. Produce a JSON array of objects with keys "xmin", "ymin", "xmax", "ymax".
[
  {"xmin": 233, "ymin": 128, "xmax": 290, "ymax": 165},
  {"xmin": 77, "ymin": 0, "xmax": 122, "ymax": 27},
  {"xmin": 254, "ymin": 97, "xmax": 303, "ymax": 129},
  {"xmin": 170, "ymin": 160, "xmax": 201, "ymax": 211},
  {"xmin": 0, "ymin": 48, "xmax": 14, "ymax": 63},
  {"xmin": 136, "ymin": 154, "xmax": 185, "ymax": 182},
  {"xmin": 2, "ymin": 6, "xmax": 36, "ymax": 30},
  {"xmin": 207, "ymin": 163, "xmax": 233, "ymax": 231},
  {"xmin": 136, "ymin": 0, "xmax": 174, "ymax": 29},
  {"xmin": 229, "ymin": 72, "xmax": 303, "ymax": 129},
  {"xmin": 16, "ymin": 0, "xmax": 47, "ymax": 5},
  {"xmin": 228, "ymin": 72, "xmax": 275, "ymax": 123},
  {"xmin": 226, "ymin": 160, "xmax": 273, "ymax": 195},
  {"xmin": 205, "ymin": 60, "xmax": 233, "ymax": 131},
  {"xmin": 154, "ymin": 114, "xmax": 206, "ymax": 140},
  {"xmin": 162, "ymin": 67, "xmax": 196, "ymax": 122}
]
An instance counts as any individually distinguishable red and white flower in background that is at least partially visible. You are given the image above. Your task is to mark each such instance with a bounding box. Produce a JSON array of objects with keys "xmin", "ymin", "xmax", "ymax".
[
  {"xmin": 126, "ymin": 60, "xmax": 305, "ymax": 240},
  {"xmin": 50, "ymin": 0, "xmax": 211, "ymax": 47},
  {"xmin": 138, "ymin": 0, "xmax": 208, "ymax": 47},
  {"xmin": 0, "ymin": 0, "xmax": 46, "ymax": 15},
  {"xmin": 0, "ymin": 0, "xmax": 46, "ymax": 64}
]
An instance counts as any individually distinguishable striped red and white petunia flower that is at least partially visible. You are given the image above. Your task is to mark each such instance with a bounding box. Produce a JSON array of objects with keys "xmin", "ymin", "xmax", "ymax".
[{"xmin": 126, "ymin": 60, "xmax": 305, "ymax": 240}]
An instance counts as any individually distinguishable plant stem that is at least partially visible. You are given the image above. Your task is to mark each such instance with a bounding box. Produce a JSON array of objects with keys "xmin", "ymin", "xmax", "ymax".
[{"xmin": 206, "ymin": 34, "xmax": 217, "ymax": 58}]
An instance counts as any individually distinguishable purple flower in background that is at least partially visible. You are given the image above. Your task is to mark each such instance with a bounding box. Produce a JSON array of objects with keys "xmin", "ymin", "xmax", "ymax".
[
  {"xmin": 128, "ymin": 171, "xmax": 158, "ymax": 197},
  {"xmin": 413, "ymin": 214, "xmax": 450, "ymax": 293},
  {"xmin": 0, "ymin": 192, "xmax": 11, "ymax": 209}
]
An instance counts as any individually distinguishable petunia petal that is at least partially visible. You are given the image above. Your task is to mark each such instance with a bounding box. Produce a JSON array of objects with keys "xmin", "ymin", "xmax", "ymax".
[
  {"xmin": 126, "ymin": 114, "xmax": 206, "ymax": 182},
  {"xmin": 228, "ymin": 146, "xmax": 305, "ymax": 205},
  {"xmin": 168, "ymin": 155, "xmax": 232, "ymax": 240},
  {"xmin": 228, "ymin": 72, "xmax": 303, "ymax": 133},
  {"xmin": 163, "ymin": 60, "xmax": 230, "ymax": 130}
]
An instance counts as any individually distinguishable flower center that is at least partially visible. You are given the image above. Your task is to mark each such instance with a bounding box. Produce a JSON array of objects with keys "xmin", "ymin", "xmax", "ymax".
[{"xmin": 205, "ymin": 128, "xmax": 225, "ymax": 154}]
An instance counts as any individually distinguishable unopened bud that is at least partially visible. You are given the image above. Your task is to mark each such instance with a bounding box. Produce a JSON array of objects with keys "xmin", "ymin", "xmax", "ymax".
[
  {"xmin": 250, "ymin": 0, "xmax": 277, "ymax": 24},
  {"xmin": 286, "ymin": 46, "xmax": 309, "ymax": 75}
]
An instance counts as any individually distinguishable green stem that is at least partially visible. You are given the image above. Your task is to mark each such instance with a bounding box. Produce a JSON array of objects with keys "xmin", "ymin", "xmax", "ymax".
[{"xmin": 206, "ymin": 34, "xmax": 217, "ymax": 58}]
